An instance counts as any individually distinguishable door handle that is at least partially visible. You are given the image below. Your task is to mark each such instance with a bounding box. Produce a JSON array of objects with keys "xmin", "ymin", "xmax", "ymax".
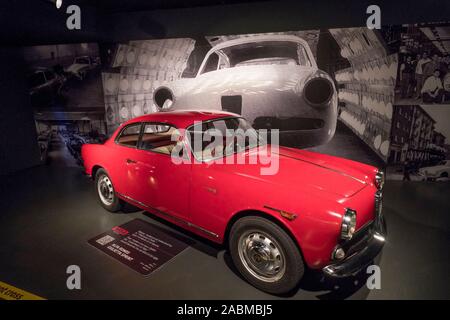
[{"xmin": 126, "ymin": 158, "xmax": 137, "ymax": 164}]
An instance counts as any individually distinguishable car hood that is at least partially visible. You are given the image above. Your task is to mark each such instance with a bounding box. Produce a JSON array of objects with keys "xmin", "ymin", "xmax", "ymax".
[
  {"xmin": 171, "ymin": 64, "xmax": 317, "ymax": 95},
  {"xmin": 275, "ymin": 147, "xmax": 370, "ymax": 197},
  {"xmin": 224, "ymin": 146, "xmax": 372, "ymax": 200},
  {"xmin": 66, "ymin": 64, "xmax": 88, "ymax": 73}
]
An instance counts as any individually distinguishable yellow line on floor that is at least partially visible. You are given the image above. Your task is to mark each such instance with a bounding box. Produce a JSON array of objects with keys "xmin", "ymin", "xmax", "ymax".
[{"xmin": 0, "ymin": 281, "xmax": 45, "ymax": 300}]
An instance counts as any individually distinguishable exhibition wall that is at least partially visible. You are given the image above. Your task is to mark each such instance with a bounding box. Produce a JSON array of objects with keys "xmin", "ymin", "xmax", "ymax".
[
  {"xmin": 1, "ymin": 1, "xmax": 449, "ymax": 178},
  {"xmin": 0, "ymin": 48, "xmax": 41, "ymax": 175}
]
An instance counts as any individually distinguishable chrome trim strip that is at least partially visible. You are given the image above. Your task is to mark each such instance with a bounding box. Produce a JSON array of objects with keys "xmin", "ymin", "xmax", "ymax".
[
  {"xmin": 375, "ymin": 170, "xmax": 385, "ymax": 190},
  {"xmin": 117, "ymin": 193, "xmax": 219, "ymax": 238},
  {"xmin": 375, "ymin": 190, "xmax": 383, "ymax": 217},
  {"xmin": 273, "ymin": 152, "xmax": 367, "ymax": 185},
  {"xmin": 119, "ymin": 193, "xmax": 147, "ymax": 208}
]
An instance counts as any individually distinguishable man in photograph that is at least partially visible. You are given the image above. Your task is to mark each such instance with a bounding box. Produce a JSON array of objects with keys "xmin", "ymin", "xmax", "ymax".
[
  {"xmin": 440, "ymin": 54, "xmax": 449, "ymax": 75},
  {"xmin": 423, "ymin": 54, "xmax": 441, "ymax": 81},
  {"xmin": 399, "ymin": 55, "xmax": 415, "ymax": 98},
  {"xmin": 421, "ymin": 69, "xmax": 444, "ymax": 103},
  {"xmin": 414, "ymin": 52, "xmax": 431, "ymax": 99},
  {"xmin": 403, "ymin": 159, "xmax": 411, "ymax": 181}
]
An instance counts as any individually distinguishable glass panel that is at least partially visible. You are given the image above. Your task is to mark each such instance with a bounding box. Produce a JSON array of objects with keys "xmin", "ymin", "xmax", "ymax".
[
  {"xmin": 140, "ymin": 123, "xmax": 178, "ymax": 155},
  {"xmin": 188, "ymin": 117, "xmax": 261, "ymax": 161},
  {"xmin": 117, "ymin": 123, "xmax": 141, "ymax": 147}
]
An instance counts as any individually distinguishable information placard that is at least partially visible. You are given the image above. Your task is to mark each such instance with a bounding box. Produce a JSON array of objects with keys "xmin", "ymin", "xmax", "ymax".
[{"xmin": 89, "ymin": 218, "xmax": 190, "ymax": 275}]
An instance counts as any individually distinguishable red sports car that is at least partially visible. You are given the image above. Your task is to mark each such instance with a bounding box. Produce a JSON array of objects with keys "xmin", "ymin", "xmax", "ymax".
[{"xmin": 82, "ymin": 111, "xmax": 386, "ymax": 294}]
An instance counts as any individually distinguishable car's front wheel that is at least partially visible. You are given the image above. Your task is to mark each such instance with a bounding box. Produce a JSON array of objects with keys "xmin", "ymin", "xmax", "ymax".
[
  {"xmin": 229, "ymin": 216, "xmax": 304, "ymax": 295},
  {"xmin": 95, "ymin": 168, "xmax": 122, "ymax": 212}
]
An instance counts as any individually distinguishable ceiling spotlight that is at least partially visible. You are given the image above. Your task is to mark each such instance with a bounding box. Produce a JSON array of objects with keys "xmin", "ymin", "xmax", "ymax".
[{"xmin": 55, "ymin": 0, "xmax": 62, "ymax": 9}]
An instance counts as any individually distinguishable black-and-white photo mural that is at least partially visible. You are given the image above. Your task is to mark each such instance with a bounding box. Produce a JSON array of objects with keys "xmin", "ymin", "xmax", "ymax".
[
  {"xmin": 101, "ymin": 38, "xmax": 196, "ymax": 134},
  {"xmin": 23, "ymin": 43, "xmax": 106, "ymax": 166},
  {"xmin": 329, "ymin": 27, "xmax": 397, "ymax": 162},
  {"xmin": 100, "ymin": 27, "xmax": 398, "ymax": 167},
  {"xmin": 387, "ymin": 104, "xmax": 450, "ymax": 181},
  {"xmin": 395, "ymin": 23, "xmax": 450, "ymax": 105}
]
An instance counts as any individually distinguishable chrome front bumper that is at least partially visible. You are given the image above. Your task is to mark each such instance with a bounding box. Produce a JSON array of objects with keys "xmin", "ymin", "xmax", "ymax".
[{"xmin": 322, "ymin": 213, "xmax": 386, "ymax": 278}]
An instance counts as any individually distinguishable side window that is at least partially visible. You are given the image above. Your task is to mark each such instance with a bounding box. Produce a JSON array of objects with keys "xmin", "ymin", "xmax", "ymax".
[
  {"xmin": 140, "ymin": 123, "xmax": 178, "ymax": 155},
  {"xmin": 116, "ymin": 123, "xmax": 142, "ymax": 147},
  {"xmin": 218, "ymin": 54, "xmax": 229, "ymax": 70},
  {"xmin": 200, "ymin": 52, "xmax": 219, "ymax": 74},
  {"xmin": 297, "ymin": 45, "xmax": 311, "ymax": 67}
]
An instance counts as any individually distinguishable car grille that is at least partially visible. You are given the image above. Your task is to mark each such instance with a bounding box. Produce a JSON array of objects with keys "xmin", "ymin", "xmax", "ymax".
[{"xmin": 375, "ymin": 190, "xmax": 382, "ymax": 218}]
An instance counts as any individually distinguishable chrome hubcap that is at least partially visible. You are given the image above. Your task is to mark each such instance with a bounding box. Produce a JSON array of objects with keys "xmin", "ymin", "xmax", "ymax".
[
  {"xmin": 98, "ymin": 175, "xmax": 114, "ymax": 206},
  {"xmin": 238, "ymin": 231, "xmax": 286, "ymax": 282}
]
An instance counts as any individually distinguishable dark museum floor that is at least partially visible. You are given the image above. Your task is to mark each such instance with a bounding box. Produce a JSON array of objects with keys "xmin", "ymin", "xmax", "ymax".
[{"xmin": 1, "ymin": 125, "xmax": 449, "ymax": 299}]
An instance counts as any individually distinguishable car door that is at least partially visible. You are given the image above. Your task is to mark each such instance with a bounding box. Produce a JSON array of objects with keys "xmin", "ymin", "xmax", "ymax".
[
  {"xmin": 135, "ymin": 123, "xmax": 191, "ymax": 220},
  {"xmin": 111, "ymin": 122, "xmax": 145, "ymax": 202}
]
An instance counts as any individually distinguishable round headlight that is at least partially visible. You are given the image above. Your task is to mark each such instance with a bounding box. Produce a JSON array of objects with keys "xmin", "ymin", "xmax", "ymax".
[
  {"xmin": 375, "ymin": 170, "xmax": 385, "ymax": 190},
  {"xmin": 153, "ymin": 86, "xmax": 174, "ymax": 111},
  {"xmin": 341, "ymin": 208, "xmax": 357, "ymax": 240},
  {"xmin": 303, "ymin": 77, "xmax": 334, "ymax": 106}
]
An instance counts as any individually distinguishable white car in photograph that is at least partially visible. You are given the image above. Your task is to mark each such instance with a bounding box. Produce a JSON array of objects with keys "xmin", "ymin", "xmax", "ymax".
[
  {"xmin": 65, "ymin": 56, "xmax": 98, "ymax": 80},
  {"xmin": 152, "ymin": 35, "xmax": 338, "ymax": 148},
  {"xmin": 419, "ymin": 160, "xmax": 450, "ymax": 180}
]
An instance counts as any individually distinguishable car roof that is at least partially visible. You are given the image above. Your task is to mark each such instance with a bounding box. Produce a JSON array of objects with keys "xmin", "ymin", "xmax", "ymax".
[
  {"xmin": 123, "ymin": 110, "xmax": 240, "ymax": 128},
  {"xmin": 197, "ymin": 34, "xmax": 317, "ymax": 76},
  {"xmin": 209, "ymin": 35, "xmax": 309, "ymax": 52}
]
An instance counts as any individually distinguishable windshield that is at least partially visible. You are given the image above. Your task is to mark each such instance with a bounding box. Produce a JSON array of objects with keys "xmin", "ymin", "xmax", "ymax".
[
  {"xmin": 187, "ymin": 117, "xmax": 264, "ymax": 161},
  {"xmin": 200, "ymin": 40, "xmax": 311, "ymax": 75}
]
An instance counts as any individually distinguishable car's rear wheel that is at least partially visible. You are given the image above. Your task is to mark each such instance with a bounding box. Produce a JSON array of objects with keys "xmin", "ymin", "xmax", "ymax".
[
  {"xmin": 229, "ymin": 216, "xmax": 304, "ymax": 295},
  {"xmin": 95, "ymin": 169, "xmax": 121, "ymax": 212}
]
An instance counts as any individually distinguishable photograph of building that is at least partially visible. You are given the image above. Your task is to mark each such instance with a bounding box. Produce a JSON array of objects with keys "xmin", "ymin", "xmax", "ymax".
[{"xmin": 387, "ymin": 104, "xmax": 449, "ymax": 181}]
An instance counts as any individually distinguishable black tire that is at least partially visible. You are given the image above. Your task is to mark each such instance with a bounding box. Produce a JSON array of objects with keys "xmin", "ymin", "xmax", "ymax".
[
  {"xmin": 95, "ymin": 168, "xmax": 121, "ymax": 212},
  {"xmin": 229, "ymin": 216, "xmax": 304, "ymax": 295},
  {"xmin": 440, "ymin": 172, "xmax": 448, "ymax": 178}
]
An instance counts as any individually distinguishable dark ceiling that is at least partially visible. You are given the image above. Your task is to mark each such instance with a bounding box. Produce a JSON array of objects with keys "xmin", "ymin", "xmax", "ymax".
[
  {"xmin": 0, "ymin": 0, "xmax": 448, "ymax": 46},
  {"xmin": 76, "ymin": 0, "xmax": 270, "ymax": 13}
]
